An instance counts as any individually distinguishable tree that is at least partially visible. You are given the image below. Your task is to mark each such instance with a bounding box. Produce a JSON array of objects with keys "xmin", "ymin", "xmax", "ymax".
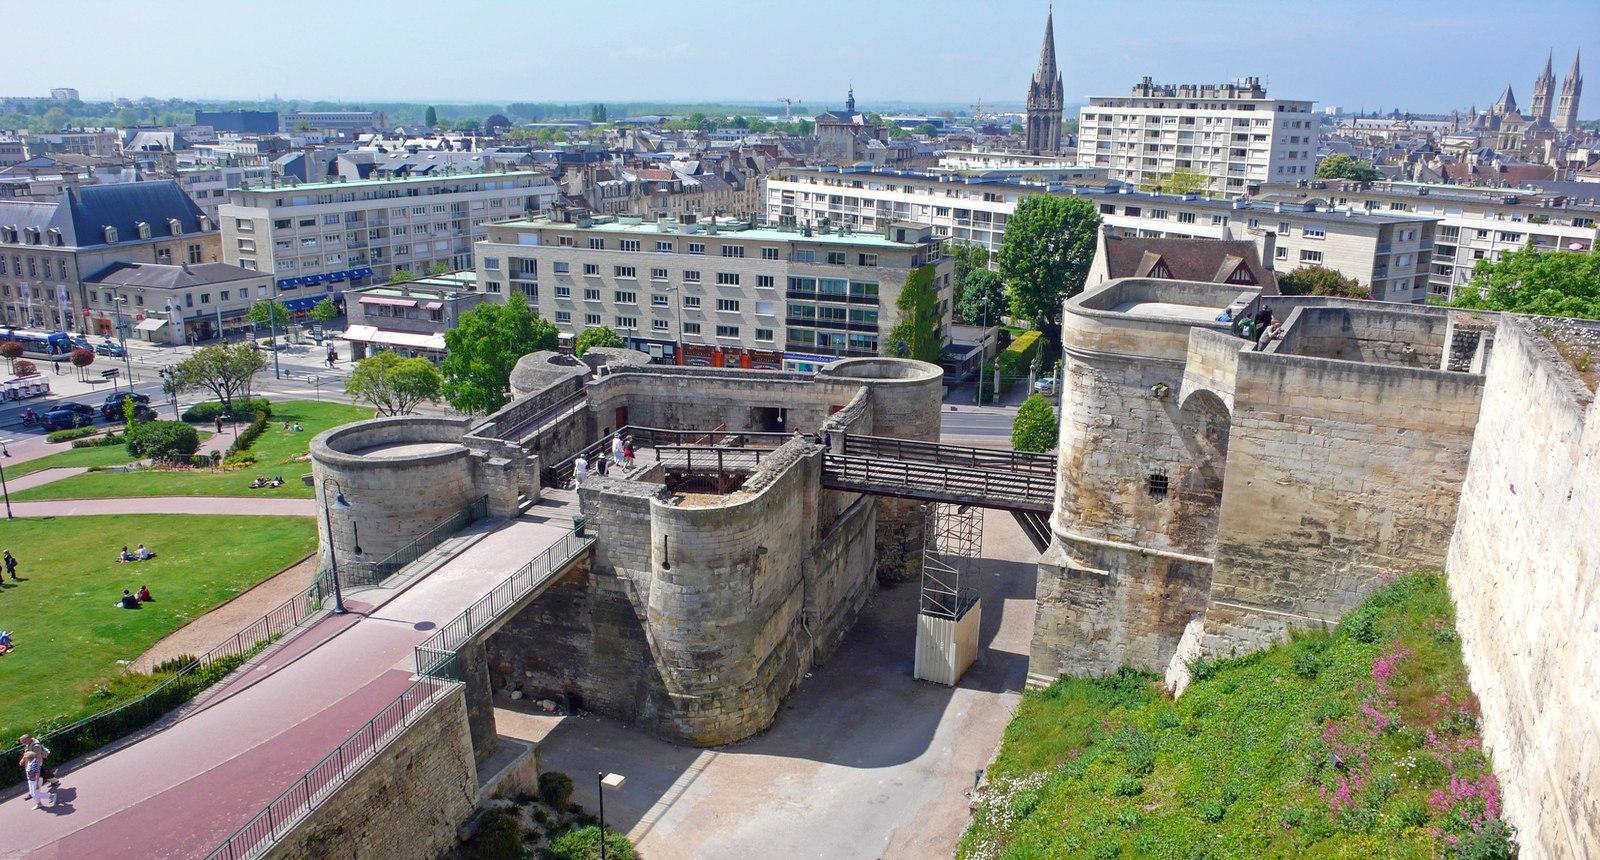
[
  {"xmin": 574, "ymin": 326, "xmax": 625, "ymax": 357},
  {"xmin": 441, "ymin": 293, "xmax": 558, "ymax": 413},
  {"xmin": 126, "ymin": 420, "xmax": 199, "ymax": 463},
  {"xmin": 948, "ymin": 242, "xmax": 991, "ymax": 311},
  {"xmin": 426, "ymin": 261, "xmax": 451, "ymax": 276},
  {"xmin": 913, "ymin": 122, "xmax": 938, "ymax": 136},
  {"xmin": 1009, "ymin": 123, "xmax": 1024, "ymax": 135},
  {"xmin": 1141, "ymin": 167, "xmax": 1211, "ymax": 195},
  {"xmin": 887, "ymin": 265, "xmax": 943, "ymax": 363},
  {"xmin": 958, "ymin": 269, "xmax": 1007, "ymax": 325},
  {"xmin": 168, "ymin": 343, "xmax": 266, "ymax": 414},
  {"xmin": 997, "ymin": 195, "xmax": 1100, "ymax": 341},
  {"xmin": 248, "ymin": 299, "xmax": 291, "ymax": 329},
  {"xmin": 388, "ymin": 269, "xmax": 416, "ymax": 284},
  {"xmin": 69, "ymin": 347, "xmax": 94, "ymax": 380},
  {"xmin": 590, "ymin": 103, "xmax": 607, "ymax": 123},
  {"xmin": 346, "ymin": 350, "xmax": 442, "ymax": 416},
  {"xmin": 1315, "ymin": 154, "xmax": 1383, "ymax": 182},
  {"xmin": 1278, "ymin": 266, "xmax": 1370, "ymax": 299},
  {"xmin": 1011, "ymin": 394, "xmax": 1059, "ymax": 453},
  {"xmin": 453, "ymin": 117, "xmax": 480, "ymax": 132},
  {"xmin": 424, "ymin": 106, "xmax": 438, "ymax": 128},
  {"xmin": 1447, "ymin": 247, "xmax": 1600, "ymax": 319},
  {"xmin": 13, "ymin": 359, "xmax": 36, "ymax": 377},
  {"xmin": 0, "ymin": 340, "xmax": 20, "ymax": 371},
  {"xmin": 309, "ymin": 298, "xmax": 340, "ymax": 325}
]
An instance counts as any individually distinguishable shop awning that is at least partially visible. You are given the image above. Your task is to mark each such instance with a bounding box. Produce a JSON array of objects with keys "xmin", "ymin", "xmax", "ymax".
[
  {"xmin": 135, "ymin": 317, "xmax": 168, "ymax": 331},
  {"xmin": 282, "ymin": 295, "xmax": 324, "ymax": 311},
  {"xmin": 359, "ymin": 296, "xmax": 417, "ymax": 308},
  {"xmin": 423, "ymin": 301, "xmax": 444, "ymax": 310},
  {"xmin": 341, "ymin": 324, "xmax": 446, "ymax": 351}
]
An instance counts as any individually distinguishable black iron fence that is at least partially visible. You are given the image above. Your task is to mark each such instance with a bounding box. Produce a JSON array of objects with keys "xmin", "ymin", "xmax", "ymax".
[{"xmin": 822, "ymin": 453, "xmax": 1056, "ymax": 514}]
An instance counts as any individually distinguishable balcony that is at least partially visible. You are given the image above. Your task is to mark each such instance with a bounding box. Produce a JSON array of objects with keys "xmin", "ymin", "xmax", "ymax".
[{"xmin": 1376, "ymin": 242, "xmax": 1392, "ymax": 254}]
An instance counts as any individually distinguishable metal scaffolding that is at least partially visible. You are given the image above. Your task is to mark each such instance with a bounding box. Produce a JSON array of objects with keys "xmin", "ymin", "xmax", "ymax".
[{"xmin": 919, "ymin": 502, "xmax": 982, "ymax": 620}]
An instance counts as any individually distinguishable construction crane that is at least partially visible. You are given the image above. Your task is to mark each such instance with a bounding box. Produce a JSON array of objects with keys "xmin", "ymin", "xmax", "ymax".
[
  {"xmin": 971, "ymin": 99, "xmax": 985, "ymax": 121},
  {"xmin": 777, "ymin": 97, "xmax": 803, "ymax": 120}
]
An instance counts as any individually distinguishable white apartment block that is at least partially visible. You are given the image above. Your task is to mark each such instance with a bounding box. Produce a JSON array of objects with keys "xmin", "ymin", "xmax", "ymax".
[
  {"xmin": 765, "ymin": 166, "xmax": 1437, "ymax": 302},
  {"xmin": 475, "ymin": 214, "xmax": 952, "ymax": 371},
  {"xmin": 1078, "ymin": 76, "xmax": 1317, "ymax": 192},
  {"xmin": 176, "ymin": 165, "xmax": 274, "ymax": 220},
  {"xmin": 219, "ymin": 171, "xmax": 557, "ymax": 311},
  {"xmin": 1257, "ymin": 180, "xmax": 1600, "ymax": 301}
]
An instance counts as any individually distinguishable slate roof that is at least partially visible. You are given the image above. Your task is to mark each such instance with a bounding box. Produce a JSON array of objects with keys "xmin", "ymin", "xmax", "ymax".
[
  {"xmin": 0, "ymin": 180, "xmax": 210, "ymax": 249},
  {"xmin": 83, "ymin": 261, "xmax": 259, "ymax": 289},
  {"xmin": 1101, "ymin": 233, "xmax": 1278, "ymax": 293}
]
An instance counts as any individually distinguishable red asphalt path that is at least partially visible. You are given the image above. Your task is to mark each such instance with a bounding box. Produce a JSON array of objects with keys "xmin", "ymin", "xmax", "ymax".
[{"xmin": 0, "ymin": 498, "xmax": 578, "ymax": 859}]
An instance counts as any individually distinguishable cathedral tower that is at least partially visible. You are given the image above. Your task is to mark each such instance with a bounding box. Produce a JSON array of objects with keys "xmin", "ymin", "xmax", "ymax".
[
  {"xmin": 1531, "ymin": 51, "xmax": 1556, "ymax": 123},
  {"xmin": 1556, "ymin": 51, "xmax": 1583, "ymax": 133},
  {"xmin": 1025, "ymin": 8, "xmax": 1064, "ymax": 154}
]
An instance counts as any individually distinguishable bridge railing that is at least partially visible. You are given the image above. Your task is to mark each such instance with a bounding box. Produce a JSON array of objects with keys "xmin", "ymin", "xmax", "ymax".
[
  {"xmin": 652, "ymin": 445, "xmax": 770, "ymax": 475},
  {"xmin": 414, "ymin": 531, "xmax": 595, "ymax": 678},
  {"xmin": 203, "ymin": 675, "xmax": 460, "ymax": 860},
  {"xmin": 822, "ymin": 453, "xmax": 1056, "ymax": 513},
  {"xmin": 842, "ymin": 433, "xmax": 1057, "ymax": 475},
  {"xmin": 543, "ymin": 423, "xmax": 788, "ymax": 488}
]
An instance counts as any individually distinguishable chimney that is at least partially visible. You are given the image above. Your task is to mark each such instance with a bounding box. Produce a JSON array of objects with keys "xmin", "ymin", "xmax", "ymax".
[{"xmin": 1259, "ymin": 231, "xmax": 1277, "ymax": 271}]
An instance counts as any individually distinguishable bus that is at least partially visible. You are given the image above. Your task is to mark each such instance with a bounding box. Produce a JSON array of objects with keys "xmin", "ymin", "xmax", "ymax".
[{"xmin": 0, "ymin": 328, "xmax": 74, "ymax": 358}]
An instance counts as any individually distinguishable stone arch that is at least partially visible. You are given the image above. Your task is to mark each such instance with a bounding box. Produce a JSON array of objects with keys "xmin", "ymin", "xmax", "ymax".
[{"xmin": 1172, "ymin": 388, "xmax": 1232, "ymax": 556}]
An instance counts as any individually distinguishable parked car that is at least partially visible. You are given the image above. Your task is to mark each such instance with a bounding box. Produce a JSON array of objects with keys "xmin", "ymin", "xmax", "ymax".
[
  {"xmin": 95, "ymin": 340, "xmax": 125, "ymax": 357},
  {"xmin": 101, "ymin": 392, "xmax": 152, "ymax": 419},
  {"xmin": 1034, "ymin": 376, "xmax": 1058, "ymax": 394},
  {"xmin": 42, "ymin": 402, "xmax": 97, "ymax": 430}
]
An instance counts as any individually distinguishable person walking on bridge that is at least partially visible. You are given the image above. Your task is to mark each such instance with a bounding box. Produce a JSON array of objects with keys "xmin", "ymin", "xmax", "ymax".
[{"xmin": 611, "ymin": 433, "xmax": 625, "ymax": 469}]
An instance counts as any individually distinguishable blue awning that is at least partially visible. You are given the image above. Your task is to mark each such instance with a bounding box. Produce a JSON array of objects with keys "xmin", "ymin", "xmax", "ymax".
[
  {"xmin": 327, "ymin": 271, "xmax": 347, "ymax": 282},
  {"xmin": 276, "ymin": 277, "xmax": 300, "ymax": 288},
  {"xmin": 351, "ymin": 267, "xmax": 373, "ymax": 278},
  {"xmin": 282, "ymin": 296, "xmax": 323, "ymax": 311},
  {"xmin": 305, "ymin": 274, "xmax": 325, "ymax": 284}
]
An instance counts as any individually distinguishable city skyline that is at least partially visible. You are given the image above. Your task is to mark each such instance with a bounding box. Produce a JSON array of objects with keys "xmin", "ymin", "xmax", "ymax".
[{"xmin": 7, "ymin": 0, "xmax": 1597, "ymax": 116}]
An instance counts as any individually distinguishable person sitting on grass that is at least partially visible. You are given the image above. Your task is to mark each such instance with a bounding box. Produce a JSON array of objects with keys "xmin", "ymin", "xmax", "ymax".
[
  {"xmin": 117, "ymin": 589, "xmax": 139, "ymax": 609},
  {"xmin": 136, "ymin": 544, "xmax": 151, "ymax": 561},
  {"xmin": 116, "ymin": 546, "xmax": 134, "ymax": 564},
  {"xmin": 268, "ymin": 475, "xmax": 284, "ymax": 488},
  {"xmin": 136, "ymin": 585, "xmax": 152, "ymax": 603},
  {"xmin": 0, "ymin": 631, "xmax": 13, "ymax": 654},
  {"xmin": 249, "ymin": 476, "xmax": 268, "ymax": 489}
]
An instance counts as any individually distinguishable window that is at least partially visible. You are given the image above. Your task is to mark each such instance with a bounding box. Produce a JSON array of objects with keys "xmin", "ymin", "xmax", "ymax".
[
  {"xmin": 615, "ymin": 290, "xmax": 637, "ymax": 304},
  {"xmin": 1300, "ymin": 249, "xmax": 1323, "ymax": 263},
  {"xmin": 650, "ymin": 267, "xmax": 668, "ymax": 281},
  {"xmin": 715, "ymin": 324, "xmax": 740, "ymax": 338},
  {"xmin": 555, "ymin": 285, "xmax": 571, "ymax": 298},
  {"xmin": 620, "ymin": 239, "xmax": 640, "ymax": 252},
  {"xmin": 716, "ymin": 298, "xmax": 741, "ymax": 312},
  {"xmin": 716, "ymin": 272, "xmax": 740, "ymax": 286},
  {"xmin": 487, "ymin": 281, "xmax": 502, "ymax": 293},
  {"xmin": 1302, "ymin": 225, "xmax": 1325, "ymax": 239},
  {"xmin": 583, "ymin": 288, "xmax": 601, "ymax": 301},
  {"xmin": 484, "ymin": 257, "xmax": 501, "ymax": 270},
  {"xmin": 756, "ymin": 275, "xmax": 775, "ymax": 288},
  {"xmin": 683, "ymin": 270, "xmax": 701, "ymax": 283},
  {"xmin": 583, "ymin": 263, "xmax": 599, "ymax": 275},
  {"xmin": 858, "ymin": 253, "xmax": 877, "ymax": 267},
  {"xmin": 554, "ymin": 261, "xmax": 570, "ymax": 273},
  {"xmin": 826, "ymin": 251, "xmax": 847, "ymax": 264},
  {"xmin": 683, "ymin": 322, "xmax": 702, "ymax": 334},
  {"xmin": 273, "ymin": 219, "xmax": 291, "ymax": 229},
  {"xmin": 1100, "ymin": 203, "xmax": 1116, "ymax": 214},
  {"xmin": 555, "ymin": 310, "xmax": 571, "ymax": 323},
  {"xmin": 651, "ymin": 294, "xmax": 669, "ymax": 307},
  {"xmin": 682, "ymin": 295, "xmax": 701, "ymax": 309},
  {"xmin": 721, "ymin": 245, "xmax": 745, "ymax": 258},
  {"xmin": 792, "ymin": 249, "xmax": 815, "ymax": 263},
  {"xmin": 323, "ymin": 214, "xmax": 340, "ymax": 226},
  {"xmin": 755, "ymin": 301, "xmax": 775, "ymax": 316},
  {"xmin": 688, "ymin": 242, "xmax": 705, "ymax": 255},
  {"xmin": 1177, "ymin": 212, "xmax": 1196, "ymax": 224},
  {"xmin": 652, "ymin": 319, "xmax": 670, "ymax": 332},
  {"xmin": 755, "ymin": 328, "xmax": 774, "ymax": 341},
  {"xmin": 200, "ymin": 293, "xmax": 211, "ymax": 304},
  {"xmin": 615, "ymin": 316, "xmax": 637, "ymax": 329},
  {"xmin": 588, "ymin": 238, "xmax": 604, "ymax": 250},
  {"xmin": 559, "ymin": 236, "xmax": 575, "ymax": 247},
  {"xmin": 1147, "ymin": 473, "xmax": 1169, "ymax": 500},
  {"xmin": 614, "ymin": 266, "xmax": 637, "ymax": 279},
  {"xmin": 585, "ymin": 313, "xmax": 601, "ymax": 325},
  {"xmin": 1151, "ymin": 209, "xmax": 1168, "ymax": 220},
  {"xmin": 849, "ymin": 281, "xmax": 879, "ymax": 299},
  {"xmin": 655, "ymin": 240, "xmax": 674, "ymax": 252},
  {"xmin": 1275, "ymin": 246, "xmax": 1288, "ymax": 259},
  {"xmin": 761, "ymin": 247, "xmax": 780, "ymax": 260},
  {"xmin": 220, "ymin": 290, "xmax": 230, "ymax": 301},
  {"xmin": 520, "ymin": 284, "xmax": 537, "ymax": 298}
]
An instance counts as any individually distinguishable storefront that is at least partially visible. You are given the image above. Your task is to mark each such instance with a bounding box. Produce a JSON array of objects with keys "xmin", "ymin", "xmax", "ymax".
[
  {"xmin": 625, "ymin": 336, "xmax": 677, "ymax": 364},
  {"xmin": 677, "ymin": 344, "xmax": 784, "ymax": 369}
]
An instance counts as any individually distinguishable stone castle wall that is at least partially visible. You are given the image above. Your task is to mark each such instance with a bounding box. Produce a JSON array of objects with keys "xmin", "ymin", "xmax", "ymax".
[{"xmin": 1444, "ymin": 317, "xmax": 1600, "ymax": 858}]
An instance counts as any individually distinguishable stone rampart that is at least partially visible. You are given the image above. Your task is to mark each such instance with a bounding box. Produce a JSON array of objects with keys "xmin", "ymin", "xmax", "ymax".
[{"xmin": 1444, "ymin": 316, "xmax": 1599, "ymax": 858}]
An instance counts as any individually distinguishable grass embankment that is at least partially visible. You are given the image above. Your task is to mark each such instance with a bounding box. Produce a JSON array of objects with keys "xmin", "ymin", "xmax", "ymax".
[
  {"xmin": 0, "ymin": 514, "xmax": 317, "ymax": 742},
  {"xmin": 12, "ymin": 401, "xmax": 371, "ymax": 500},
  {"xmin": 961, "ymin": 573, "xmax": 1513, "ymax": 860}
]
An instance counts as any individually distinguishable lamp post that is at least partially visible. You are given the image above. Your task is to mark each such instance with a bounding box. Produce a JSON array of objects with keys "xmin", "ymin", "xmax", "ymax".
[
  {"xmin": 110, "ymin": 294, "xmax": 134, "ymax": 382},
  {"xmin": 0, "ymin": 441, "xmax": 13, "ymax": 519},
  {"xmin": 320, "ymin": 478, "xmax": 353, "ymax": 615},
  {"xmin": 596, "ymin": 771, "xmax": 626, "ymax": 860}
]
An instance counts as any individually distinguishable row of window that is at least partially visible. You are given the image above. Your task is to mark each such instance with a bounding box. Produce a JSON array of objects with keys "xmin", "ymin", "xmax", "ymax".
[
  {"xmin": 549, "ymin": 310, "xmax": 773, "ymax": 341},
  {"xmin": 544, "ymin": 236, "xmax": 882, "ymax": 267}
]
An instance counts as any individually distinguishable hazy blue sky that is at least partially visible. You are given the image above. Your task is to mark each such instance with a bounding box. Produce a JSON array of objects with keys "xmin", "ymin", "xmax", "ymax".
[{"xmin": 10, "ymin": 0, "xmax": 1598, "ymax": 114}]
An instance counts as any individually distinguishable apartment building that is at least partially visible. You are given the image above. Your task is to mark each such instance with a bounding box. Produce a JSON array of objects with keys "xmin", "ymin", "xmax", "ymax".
[
  {"xmin": 475, "ymin": 214, "xmax": 952, "ymax": 370},
  {"xmin": 82, "ymin": 261, "xmax": 272, "ymax": 345},
  {"xmin": 766, "ymin": 166, "xmax": 1436, "ymax": 302},
  {"xmin": 176, "ymin": 164, "xmax": 274, "ymax": 219},
  {"xmin": 1255, "ymin": 180, "xmax": 1599, "ymax": 301},
  {"xmin": 340, "ymin": 271, "xmax": 488, "ymax": 361},
  {"xmin": 1078, "ymin": 77, "xmax": 1317, "ymax": 192},
  {"xmin": 219, "ymin": 170, "xmax": 557, "ymax": 313},
  {"xmin": 0, "ymin": 181, "xmax": 220, "ymax": 331},
  {"xmin": 281, "ymin": 111, "xmax": 388, "ymax": 136}
]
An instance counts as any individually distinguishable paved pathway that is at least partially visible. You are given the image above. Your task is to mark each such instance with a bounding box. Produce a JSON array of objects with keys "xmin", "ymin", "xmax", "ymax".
[
  {"xmin": 4, "ymin": 467, "xmax": 88, "ymax": 493},
  {"xmin": 5, "ymin": 497, "xmax": 316, "ymax": 518},
  {"xmin": 0, "ymin": 495, "xmax": 579, "ymax": 860}
]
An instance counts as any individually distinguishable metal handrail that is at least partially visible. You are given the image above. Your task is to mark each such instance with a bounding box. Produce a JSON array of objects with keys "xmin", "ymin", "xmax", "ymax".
[
  {"xmin": 414, "ymin": 531, "xmax": 594, "ymax": 678},
  {"xmin": 203, "ymin": 675, "xmax": 459, "ymax": 860},
  {"xmin": 821, "ymin": 453, "xmax": 1056, "ymax": 513},
  {"xmin": 340, "ymin": 497, "xmax": 488, "ymax": 591},
  {"xmin": 842, "ymin": 433, "xmax": 1057, "ymax": 475}
]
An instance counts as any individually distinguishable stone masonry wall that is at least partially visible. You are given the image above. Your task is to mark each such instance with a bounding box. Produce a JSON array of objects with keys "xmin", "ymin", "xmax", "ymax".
[
  {"xmin": 266, "ymin": 687, "xmax": 477, "ymax": 860},
  {"xmin": 1444, "ymin": 317, "xmax": 1599, "ymax": 858},
  {"xmin": 1201, "ymin": 350, "xmax": 1483, "ymax": 655}
]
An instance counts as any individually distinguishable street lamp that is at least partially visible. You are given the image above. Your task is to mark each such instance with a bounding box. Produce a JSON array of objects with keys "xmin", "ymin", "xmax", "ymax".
[
  {"xmin": 321, "ymin": 478, "xmax": 353, "ymax": 615},
  {"xmin": 0, "ymin": 442, "xmax": 13, "ymax": 520},
  {"xmin": 109, "ymin": 294, "xmax": 134, "ymax": 382},
  {"xmin": 596, "ymin": 772, "xmax": 626, "ymax": 860}
]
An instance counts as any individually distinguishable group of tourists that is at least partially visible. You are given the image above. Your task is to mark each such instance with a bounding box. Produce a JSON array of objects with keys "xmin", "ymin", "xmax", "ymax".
[
  {"xmin": 18, "ymin": 734, "xmax": 61, "ymax": 810},
  {"xmin": 1223, "ymin": 304, "xmax": 1286, "ymax": 351},
  {"xmin": 115, "ymin": 544, "xmax": 154, "ymax": 564},
  {"xmin": 572, "ymin": 433, "xmax": 638, "ymax": 486}
]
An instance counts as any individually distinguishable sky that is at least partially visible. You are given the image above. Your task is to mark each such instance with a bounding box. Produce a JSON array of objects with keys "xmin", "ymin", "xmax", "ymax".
[{"xmin": 6, "ymin": 0, "xmax": 1598, "ymax": 116}]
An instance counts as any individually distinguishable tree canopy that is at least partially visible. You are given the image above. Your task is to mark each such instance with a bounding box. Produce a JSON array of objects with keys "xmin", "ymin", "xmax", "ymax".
[
  {"xmin": 309, "ymin": 298, "xmax": 340, "ymax": 324},
  {"xmin": 887, "ymin": 265, "xmax": 944, "ymax": 363},
  {"xmin": 1447, "ymin": 247, "xmax": 1600, "ymax": 319},
  {"xmin": 1011, "ymin": 394, "xmax": 1059, "ymax": 453},
  {"xmin": 1140, "ymin": 167, "xmax": 1211, "ymax": 195},
  {"xmin": 1315, "ymin": 154, "xmax": 1383, "ymax": 182},
  {"xmin": 1278, "ymin": 266, "xmax": 1371, "ymax": 299},
  {"xmin": 574, "ymin": 326, "xmax": 625, "ymax": 357},
  {"xmin": 167, "ymin": 343, "xmax": 265, "ymax": 413},
  {"xmin": 248, "ymin": 299, "xmax": 292, "ymax": 327},
  {"xmin": 997, "ymin": 195, "xmax": 1101, "ymax": 340},
  {"xmin": 948, "ymin": 242, "xmax": 990, "ymax": 311},
  {"xmin": 424, "ymin": 106, "xmax": 438, "ymax": 128},
  {"xmin": 440, "ymin": 293, "xmax": 558, "ymax": 414},
  {"xmin": 346, "ymin": 350, "xmax": 443, "ymax": 416},
  {"xmin": 958, "ymin": 269, "xmax": 1007, "ymax": 325}
]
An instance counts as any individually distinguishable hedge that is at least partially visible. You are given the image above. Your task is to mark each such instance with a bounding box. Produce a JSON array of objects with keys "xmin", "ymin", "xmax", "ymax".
[
  {"xmin": 126, "ymin": 420, "xmax": 201, "ymax": 462},
  {"xmin": 227, "ymin": 410, "xmax": 270, "ymax": 457},
  {"xmin": 45, "ymin": 426, "xmax": 98, "ymax": 443},
  {"xmin": 71, "ymin": 431, "xmax": 125, "ymax": 449},
  {"xmin": 998, "ymin": 329, "xmax": 1043, "ymax": 381},
  {"xmin": 181, "ymin": 399, "xmax": 272, "ymax": 423}
]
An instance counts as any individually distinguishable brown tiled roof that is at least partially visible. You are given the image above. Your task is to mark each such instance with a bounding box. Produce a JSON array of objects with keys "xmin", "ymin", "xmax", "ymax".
[{"xmin": 1102, "ymin": 234, "xmax": 1278, "ymax": 293}]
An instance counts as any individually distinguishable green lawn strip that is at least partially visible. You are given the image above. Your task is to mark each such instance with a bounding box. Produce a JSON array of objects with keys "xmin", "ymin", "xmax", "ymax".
[
  {"xmin": 4, "ymin": 430, "xmax": 217, "ymax": 480},
  {"xmin": 11, "ymin": 401, "xmax": 371, "ymax": 501},
  {"xmin": 961, "ymin": 573, "xmax": 1512, "ymax": 860},
  {"xmin": 0, "ymin": 513, "xmax": 317, "ymax": 743}
]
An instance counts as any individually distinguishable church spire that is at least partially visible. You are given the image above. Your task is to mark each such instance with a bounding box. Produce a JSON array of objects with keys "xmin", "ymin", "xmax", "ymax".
[
  {"xmin": 1025, "ymin": 6, "xmax": 1064, "ymax": 154},
  {"xmin": 1532, "ymin": 49, "xmax": 1557, "ymax": 122},
  {"xmin": 1556, "ymin": 50, "xmax": 1582, "ymax": 132},
  {"xmin": 1035, "ymin": 6, "xmax": 1057, "ymax": 82}
]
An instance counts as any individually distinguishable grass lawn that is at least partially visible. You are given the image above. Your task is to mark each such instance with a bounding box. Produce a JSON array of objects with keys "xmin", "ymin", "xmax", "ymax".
[
  {"xmin": 4, "ymin": 431, "xmax": 216, "ymax": 480},
  {"xmin": 11, "ymin": 400, "xmax": 371, "ymax": 500},
  {"xmin": 0, "ymin": 514, "xmax": 316, "ymax": 743},
  {"xmin": 961, "ymin": 573, "xmax": 1513, "ymax": 860}
]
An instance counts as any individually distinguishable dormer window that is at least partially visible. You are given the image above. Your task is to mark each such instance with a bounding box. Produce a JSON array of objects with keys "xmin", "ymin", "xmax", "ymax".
[
  {"xmin": 103, "ymin": 226, "xmax": 119, "ymax": 244},
  {"xmin": 136, "ymin": 222, "xmax": 152, "ymax": 240},
  {"xmin": 168, "ymin": 218, "xmax": 182, "ymax": 236},
  {"xmin": 198, "ymin": 215, "xmax": 212, "ymax": 232},
  {"xmin": 47, "ymin": 228, "xmax": 63, "ymax": 247}
]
